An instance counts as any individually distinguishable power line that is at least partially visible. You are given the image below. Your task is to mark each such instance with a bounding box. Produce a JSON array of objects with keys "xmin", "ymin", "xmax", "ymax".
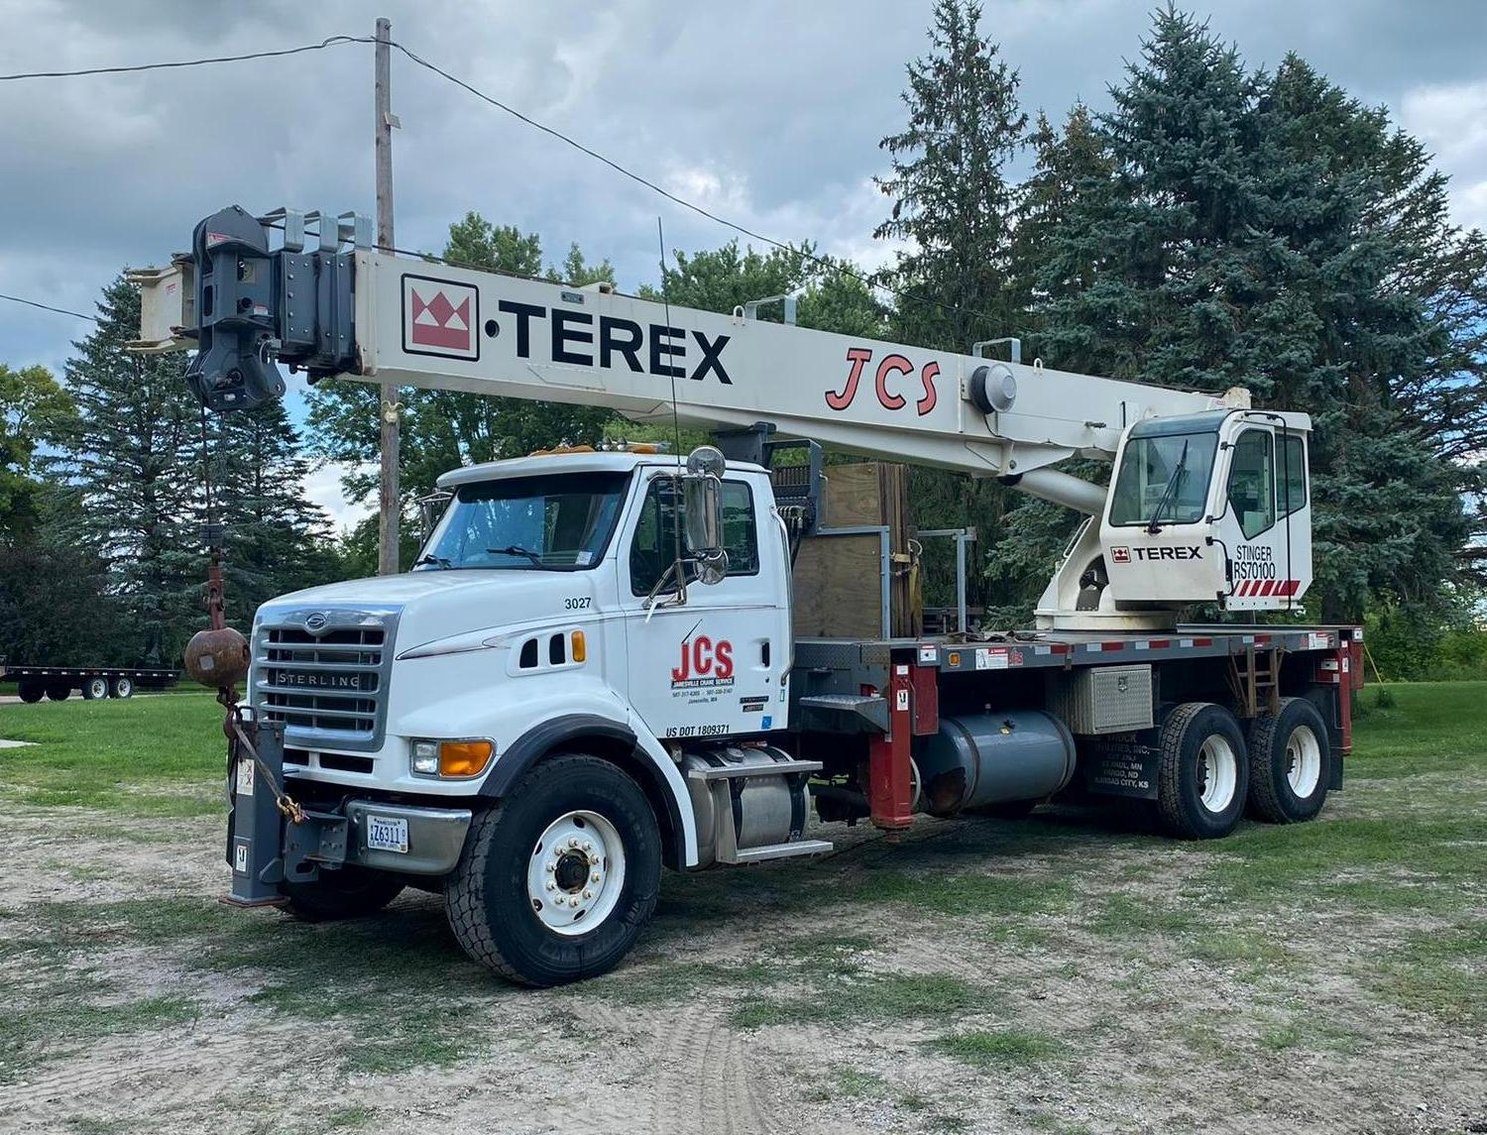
[
  {"xmin": 384, "ymin": 39, "xmax": 998, "ymax": 329},
  {"xmin": 0, "ymin": 292, "xmax": 96, "ymax": 321},
  {"xmin": 0, "ymin": 35, "xmax": 371, "ymax": 82}
]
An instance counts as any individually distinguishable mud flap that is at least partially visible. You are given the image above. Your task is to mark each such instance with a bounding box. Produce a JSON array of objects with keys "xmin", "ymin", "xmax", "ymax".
[{"xmin": 1077, "ymin": 730, "xmax": 1162, "ymax": 800}]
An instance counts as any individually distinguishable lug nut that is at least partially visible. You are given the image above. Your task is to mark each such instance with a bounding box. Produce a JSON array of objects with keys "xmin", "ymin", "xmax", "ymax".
[
  {"xmin": 582, "ymin": 889, "xmax": 593, "ymax": 899},
  {"xmin": 591, "ymin": 872, "xmax": 601, "ymax": 883},
  {"xmin": 569, "ymin": 837, "xmax": 580, "ymax": 848},
  {"xmin": 546, "ymin": 880, "xmax": 557, "ymax": 891},
  {"xmin": 582, "ymin": 840, "xmax": 594, "ymax": 852}
]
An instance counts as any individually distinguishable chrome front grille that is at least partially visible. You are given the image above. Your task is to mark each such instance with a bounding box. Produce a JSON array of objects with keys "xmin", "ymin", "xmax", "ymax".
[{"xmin": 253, "ymin": 609, "xmax": 399, "ymax": 754}]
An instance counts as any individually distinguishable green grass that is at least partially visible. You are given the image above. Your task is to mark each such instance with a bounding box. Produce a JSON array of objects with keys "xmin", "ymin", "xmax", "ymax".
[
  {"xmin": 0, "ymin": 692, "xmax": 224, "ymax": 815},
  {"xmin": 928, "ymin": 1028, "xmax": 1066, "ymax": 1066}
]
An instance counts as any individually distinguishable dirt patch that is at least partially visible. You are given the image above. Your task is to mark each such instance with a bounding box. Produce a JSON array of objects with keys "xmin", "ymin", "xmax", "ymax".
[{"xmin": 1, "ymin": 787, "xmax": 1483, "ymax": 1135}]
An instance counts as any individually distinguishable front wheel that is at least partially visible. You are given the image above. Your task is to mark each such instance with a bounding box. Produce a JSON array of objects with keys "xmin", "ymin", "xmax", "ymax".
[
  {"xmin": 1246, "ymin": 697, "xmax": 1330, "ymax": 823},
  {"xmin": 446, "ymin": 754, "xmax": 661, "ymax": 987},
  {"xmin": 1156, "ymin": 702, "xmax": 1249, "ymax": 840}
]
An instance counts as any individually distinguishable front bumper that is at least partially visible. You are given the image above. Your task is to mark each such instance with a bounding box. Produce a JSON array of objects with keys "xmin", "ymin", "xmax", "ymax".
[{"xmin": 341, "ymin": 800, "xmax": 472, "ymax": 876}]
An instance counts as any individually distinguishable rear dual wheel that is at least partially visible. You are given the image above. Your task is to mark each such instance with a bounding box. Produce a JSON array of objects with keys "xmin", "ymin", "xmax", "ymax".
[
  {"xmin": 82, "ymin": 676, "xmax": 110, "ymax": 700},
  {"xmin": 1156, "ymin": 702, "xmax": 1249, "ymax": 840},
  {"xmin": 1246, "ymin": 697, "xmax": 1330, "ymax": 823}
]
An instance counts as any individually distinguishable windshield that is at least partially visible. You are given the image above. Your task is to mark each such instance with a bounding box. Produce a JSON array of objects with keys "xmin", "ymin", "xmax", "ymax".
[
  {"xmin": 1109, "ymin": 431, "xmax": 1219, "ymax": 527},
  {"xmin": 415, "ymin": 471, "xmax": 630, "ymax": 571}
]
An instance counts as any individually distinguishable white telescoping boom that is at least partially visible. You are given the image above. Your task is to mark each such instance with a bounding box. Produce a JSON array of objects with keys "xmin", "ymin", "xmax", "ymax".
[{"xmin": 134, "ymin": 206, "xmax": 1313, "ymax": 628}]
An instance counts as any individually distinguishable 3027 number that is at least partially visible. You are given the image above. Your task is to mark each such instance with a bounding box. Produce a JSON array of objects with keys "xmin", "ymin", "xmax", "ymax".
[{"xmin": 563, "ymin": 597, "xmax": 592, "ymax": 610}]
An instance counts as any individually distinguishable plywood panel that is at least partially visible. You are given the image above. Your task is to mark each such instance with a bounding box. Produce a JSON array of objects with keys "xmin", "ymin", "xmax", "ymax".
[{"xmin": 792, "ymin": 532, "xmax": 884, "ymax": 639}]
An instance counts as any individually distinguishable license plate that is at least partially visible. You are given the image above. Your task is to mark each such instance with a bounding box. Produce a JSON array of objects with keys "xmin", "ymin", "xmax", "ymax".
[{"xmin": 365, "ymin": 814, "xmax": 408, "ymax": 854}]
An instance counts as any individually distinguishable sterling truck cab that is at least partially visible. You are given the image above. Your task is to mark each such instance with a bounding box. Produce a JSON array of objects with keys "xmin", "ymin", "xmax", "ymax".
[{"xmin": 136, "ymin": 206, "xmax": 1361, "ymax": 986}]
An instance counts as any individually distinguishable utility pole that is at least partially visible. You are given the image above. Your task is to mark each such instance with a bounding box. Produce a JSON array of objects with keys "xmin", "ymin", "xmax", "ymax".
[{"xmin": 375, "ymin": 16, "xmax": 400, "ymax": 575}]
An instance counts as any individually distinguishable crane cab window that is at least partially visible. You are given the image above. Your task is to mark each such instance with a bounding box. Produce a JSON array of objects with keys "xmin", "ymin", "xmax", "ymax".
[
  {"xmin": 629, "ymin": 477, "xmax": 759, "ymax": 595},
  {"xmin": 1227, "ymin": 430, "xmax": 1276, "ymax": 539},
  {"xmin": 1109, "ymin": 431, "xmax": 1220, "ymax": 527},
  {"xmin": 1279, "ymin": 434, "xmax": 1307, "ymax": 517}
]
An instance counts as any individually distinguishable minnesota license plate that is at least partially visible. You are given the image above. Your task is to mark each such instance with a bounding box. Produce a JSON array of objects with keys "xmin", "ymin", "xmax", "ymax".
[{"xmin": 365, "ymin": 814, "xmax": 408, "ymax": 854}]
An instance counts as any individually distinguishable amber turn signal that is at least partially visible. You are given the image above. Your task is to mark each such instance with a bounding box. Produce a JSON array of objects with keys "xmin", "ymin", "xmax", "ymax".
[
  {"xmin": 439, "ymin": 739, "xmax": 494, "ymax": 778},
  {"xmin": 570, "ymin": 629, "xmax": 587, "ymax": 663}
]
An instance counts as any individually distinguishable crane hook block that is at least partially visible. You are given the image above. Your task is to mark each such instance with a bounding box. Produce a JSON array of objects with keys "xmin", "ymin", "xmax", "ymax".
[{"xmin": 184, "ymin": 206, "xmax": 285, "ymax": 412}]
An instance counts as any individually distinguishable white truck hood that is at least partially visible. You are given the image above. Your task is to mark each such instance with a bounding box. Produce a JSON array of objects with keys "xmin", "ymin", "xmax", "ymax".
[{"xmin": 257, "ymin": 569, "xmax": 606, "ymax": 656}]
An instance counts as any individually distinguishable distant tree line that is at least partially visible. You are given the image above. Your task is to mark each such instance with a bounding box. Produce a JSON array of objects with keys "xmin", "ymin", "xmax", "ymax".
[{"xmin": 2, "ymin": 2, "xmax": 1481, "ymax": 674}]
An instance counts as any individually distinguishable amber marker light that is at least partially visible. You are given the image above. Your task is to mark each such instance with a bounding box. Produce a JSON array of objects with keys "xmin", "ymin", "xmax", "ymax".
[
  {"xmin": 439, "ymin": 739, "xmax": 494, "ymax": 778},
  {"xmin": 570, "ymin": 629, "xmax": 587, "ymax": 663}
]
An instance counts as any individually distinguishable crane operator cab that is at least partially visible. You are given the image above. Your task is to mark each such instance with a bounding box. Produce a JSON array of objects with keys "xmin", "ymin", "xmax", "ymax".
[
  {"xmin": 1103, "ymin": 407, "xmax": 1313, "ymax": 610},
  {"xmin": 1039, "ymin": 408, "xmax": 1313, "ymax": 630}
]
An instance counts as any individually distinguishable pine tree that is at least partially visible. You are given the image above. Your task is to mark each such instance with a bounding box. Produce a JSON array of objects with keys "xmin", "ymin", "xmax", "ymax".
[
  {"xmin": 875, "ymin": 0, "xmax": 1027, "ymax": 352},
  {"xmin": 207, "ymin": 399, "xmax": 338, "ymax": 628},
  {"xmin": 1021, "ymin": 8, "xmax": 1478, "ymax": 623},
  {"xmin": 46, "ymin": 277, "xmax": 201, "ymax": 663}
]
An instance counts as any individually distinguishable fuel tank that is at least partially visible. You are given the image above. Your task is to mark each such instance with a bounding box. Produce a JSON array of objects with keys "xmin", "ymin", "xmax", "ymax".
[{"xmin": 916, "ymin": 710, "xmax": 1076, "ymax": 817}]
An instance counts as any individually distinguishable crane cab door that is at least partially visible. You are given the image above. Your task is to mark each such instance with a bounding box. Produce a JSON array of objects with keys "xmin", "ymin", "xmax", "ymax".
[
  {"xmin": 1213, "ymin": 421, "xmax": 1312, "ymax": 612},
  {"xmin": 618, "ymin": 471, "xmax": 790, "ymax": 742}
]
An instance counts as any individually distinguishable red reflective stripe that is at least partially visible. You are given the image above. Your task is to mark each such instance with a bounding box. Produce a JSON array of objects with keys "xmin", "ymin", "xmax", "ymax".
[
  {"xmin": 1148, "ymin": 639, "xmax": 1170, "ymax": 649},
  {"xmin": 1260, "ymin": 579, "xmax": 1277, "ymax": 597},
  {"xmin": 1282, "ymin": 579, "xmax": 1300, "ymax": 596},
  {"xmin": 1235, "ymin": 580, "xmax": 1248, "ymax": 596},
  {"xmin": 1193, "ymin": 637, "xmax": 1213, "ymax": 647},
  {"xmin": 1102, "ymin": 641, "xmax": 1125, "ymax": 652}
]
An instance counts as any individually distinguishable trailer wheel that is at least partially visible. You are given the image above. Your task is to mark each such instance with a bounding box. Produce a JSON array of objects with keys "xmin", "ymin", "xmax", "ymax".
[
  {"xmin": 17, "ymin": 681, "xmax": 45, "ymax": 703},
  {"xmin": 446, "ymin": 753, "xmax": 661, "ymax": 987},
  {"xmin": 45, "ymin": 683, "xmax": 71, "ymax": 702},
  {"xmin": 1156, "ymin": 702, "xmax": 1249, "ymax": 840},
  {"xmin": 82, "ymin": 676, "xmax": 110, "ymax": 700},
  {"xmin": 281, "ymin": 866, "xmax": 404, "ymax": 922},
  {"xmin": 110, "ymin": 677, "xmax": 133, "ymax": 699},
  {"xmin": 1246, "ymin": 697, "xmax": 1330, "ymax": 823}
]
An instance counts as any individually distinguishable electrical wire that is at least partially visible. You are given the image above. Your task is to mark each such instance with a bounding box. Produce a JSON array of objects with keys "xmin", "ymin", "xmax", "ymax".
[
  {"xmin": 0, "ymin": 35, "xmax": 371, "ymax": 82},
  {"xmin": 0, "ymin": 292, "xmax": 97, "ymax": 321},
  {"xmin": 383, "ymin": 38, "xmax": 1004, "ymax": 331},
  {"xmin": 0, "ymin": 31, "xmax": 1005, "ymax": 335}
]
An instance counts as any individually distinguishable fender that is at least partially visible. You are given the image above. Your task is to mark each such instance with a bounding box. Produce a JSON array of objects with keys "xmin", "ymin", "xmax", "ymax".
[{"xmin": 479, "ymin": 712, "xmax": 698, "ymax": 868}]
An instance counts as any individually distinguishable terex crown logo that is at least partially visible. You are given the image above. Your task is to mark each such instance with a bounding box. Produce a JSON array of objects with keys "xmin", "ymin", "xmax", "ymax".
[
  {"xmin": 1111, "ymin": 546, "xmax": 1131, "ymax": 564},
  {"xmin": 403, "ymin": 275, "xmax": 479, "ymax": 360}
]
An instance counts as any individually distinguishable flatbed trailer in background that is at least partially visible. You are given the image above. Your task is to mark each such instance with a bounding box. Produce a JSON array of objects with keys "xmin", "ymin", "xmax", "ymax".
[{"xmin": 1, "ymin": 662, "xmax": 179, "ymax": 702}]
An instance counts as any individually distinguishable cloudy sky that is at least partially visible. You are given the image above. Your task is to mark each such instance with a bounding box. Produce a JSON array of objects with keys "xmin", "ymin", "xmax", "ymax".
[{"xmin": 2, "ymin": 0, "xmax": 1484, "ymax": 528}]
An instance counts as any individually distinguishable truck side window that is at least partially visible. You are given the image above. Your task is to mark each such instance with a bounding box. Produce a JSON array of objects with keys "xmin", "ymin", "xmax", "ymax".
[
  {"xmin": 629, "ymin": 478, "xmax": 758, "ymax": 595},
  {"xmin": 1227, "ymin": 429, "xmax": 1276, "ymax": 539},
  {"xmin": 1279, "ymin": 434, "xmax": 1307, "ymax": 517}
]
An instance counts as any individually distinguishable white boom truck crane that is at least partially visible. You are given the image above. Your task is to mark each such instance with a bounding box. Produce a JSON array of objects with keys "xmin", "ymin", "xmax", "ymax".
[{"xmin": 132, "ymin": 206, "xmax": 1361, "ymax": 986}]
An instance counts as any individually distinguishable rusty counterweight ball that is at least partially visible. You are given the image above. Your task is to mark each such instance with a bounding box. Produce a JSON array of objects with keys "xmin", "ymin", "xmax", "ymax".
[{"xmin": 184, "ymin": 626, "xmax": 251, "ymax": 689}]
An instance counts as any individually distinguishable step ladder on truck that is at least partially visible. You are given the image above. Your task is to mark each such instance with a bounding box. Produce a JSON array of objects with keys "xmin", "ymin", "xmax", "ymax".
[{"xmin": 128, "ymin": 206, "xmax": 1363, "ymax": 986}]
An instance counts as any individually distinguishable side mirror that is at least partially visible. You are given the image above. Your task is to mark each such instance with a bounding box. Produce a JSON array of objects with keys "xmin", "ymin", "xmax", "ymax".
[{"xmin": 683, "ymin": 446, "xmax": 728, "ymax": 585}]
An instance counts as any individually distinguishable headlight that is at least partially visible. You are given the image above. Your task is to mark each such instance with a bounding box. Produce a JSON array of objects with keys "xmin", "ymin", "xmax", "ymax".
[{"xmin": 409, "ymin": 738, "xmax": 495, "ymax": 779}]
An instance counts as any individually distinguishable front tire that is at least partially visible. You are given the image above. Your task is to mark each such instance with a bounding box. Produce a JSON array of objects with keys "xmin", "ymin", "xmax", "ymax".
[
  {"xmin": 282, "ymin": 866, "xmax": 404, "ymax": 922},
  {"xmin": 1156, "ymin": 702, "xmax": 1249, "ymax": 840},
  {"xmin": 1246, "ymin": 697, "xmax": 1330, "ymax": 823},
  {"xmin": 446, "ymin": 754, "xmax": 661, "ymax": 987}
]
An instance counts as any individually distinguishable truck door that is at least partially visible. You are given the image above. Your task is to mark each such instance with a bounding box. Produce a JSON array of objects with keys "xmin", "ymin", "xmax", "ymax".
[
  {"xmin": 1217, "ymin": 421, "xmax": 1313, "ymax": 610},
  {"xmin": 619, "ymin": 471, "xmax": 788, "ymax": 742}
]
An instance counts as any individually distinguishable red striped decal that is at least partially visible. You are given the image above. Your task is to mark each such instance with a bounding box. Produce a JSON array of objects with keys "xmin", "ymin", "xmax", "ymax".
[
  {"xmin": 1286, "ymin": 579, "xmax": 1301, "ymax": 596},
  {"xmin": 1260, "ymin": 579, "xmax": 1277, "ymax": 597},
  {"xmin": 1235, "ymin": 580, "xmax": 1248, "ymax": 596}
]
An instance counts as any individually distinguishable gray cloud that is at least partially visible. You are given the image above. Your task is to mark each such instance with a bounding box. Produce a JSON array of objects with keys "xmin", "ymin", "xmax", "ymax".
[{"xmin": 2, "ymin": 0, "xmax": 1483, "ymax": 379}]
